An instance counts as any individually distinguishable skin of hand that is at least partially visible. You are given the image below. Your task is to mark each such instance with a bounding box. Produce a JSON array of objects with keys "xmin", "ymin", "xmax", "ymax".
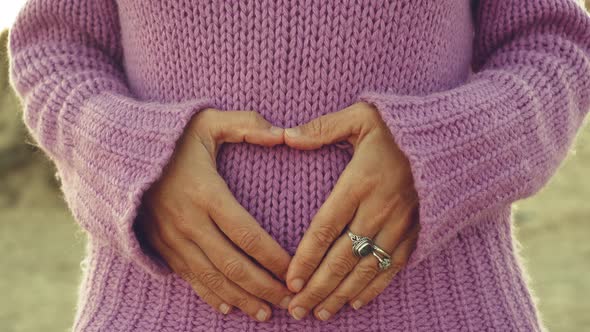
[
  {"xmin": 281, "ymin": 101, "xmax": 420, "ymax": 321},
  {"xmin": 137, "ymin": 108, "xmax": 295, "ymax": 323}
]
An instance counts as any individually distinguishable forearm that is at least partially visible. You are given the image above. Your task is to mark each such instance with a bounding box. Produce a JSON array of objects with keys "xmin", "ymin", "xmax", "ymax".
[
  {"xmin": 358, "ymin": 0, "xmax": 590, "ymax": 266},
  {"xmin": 8, "ymin": 0, "xmax": 216, "ymax": 277}
]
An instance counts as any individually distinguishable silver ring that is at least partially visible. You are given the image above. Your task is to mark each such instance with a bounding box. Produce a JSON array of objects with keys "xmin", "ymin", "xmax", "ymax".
[
  {"xmin": 371, "ymin": 243, "xmax": 392, "ymax": 271},
  {"xmin": 346, "ymin": 229, "xmax": 374, "ymax": 258}
]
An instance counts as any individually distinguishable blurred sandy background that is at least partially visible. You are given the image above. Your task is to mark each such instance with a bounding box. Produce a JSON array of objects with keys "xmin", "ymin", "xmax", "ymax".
[{"xmin": 1, "ymin": 2, "xmax": 590, "ymax": 332}]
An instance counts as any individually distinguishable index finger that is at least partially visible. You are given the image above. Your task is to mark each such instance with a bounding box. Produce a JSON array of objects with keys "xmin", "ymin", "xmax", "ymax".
[
  {"xmin": 285, "ymin": 168, "xmax": 360, "ymax": 293},
  {"xmin": 206, "ymin": 176, "xmax": 292, "ymax": 280},
  {"xmin": 283, "ymin": 105, "xmax": 362, "ymax": 150}
]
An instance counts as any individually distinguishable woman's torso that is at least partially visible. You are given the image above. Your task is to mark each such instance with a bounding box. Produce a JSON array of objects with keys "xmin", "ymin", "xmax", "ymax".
[
  {"xmin": 115, "ymin": 0, "xmax": 474, "ymax": 253},
  {"xmin": 74, "ymin": 1, "xmax": 540, "ymax": 331}
]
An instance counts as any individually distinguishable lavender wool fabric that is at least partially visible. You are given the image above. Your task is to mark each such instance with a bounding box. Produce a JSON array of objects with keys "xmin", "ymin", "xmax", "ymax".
[{"xmin": 8, "ymin": 0, "xmax": 590, "ymax": 331}]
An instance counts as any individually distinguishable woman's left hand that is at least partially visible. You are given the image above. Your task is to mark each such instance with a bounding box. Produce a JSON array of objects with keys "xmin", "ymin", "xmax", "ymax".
[{"xmin": 282, "ymin": 101, "xmax": 420, "ymax": 321}]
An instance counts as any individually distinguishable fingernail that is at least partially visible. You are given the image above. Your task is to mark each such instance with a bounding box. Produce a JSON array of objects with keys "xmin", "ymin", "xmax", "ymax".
[
  {"xmin": 317, "ymin": 309, "xmax": 331, "ymax": 321},
  {"xmin": 219, "ymin": 303, "xmax": 231, "ymax": 314},
  {"xmin": 352, "ymin": 300, "xmax": 363, "ymax": 310},
  {"xmin": 256, "ymin": 309, "xmax": 268, "ymax": 321},
  {"xmin": 269, "ymin": 126, "xmax": 284, "ymax": 136},
  {"xmin": 291, "ymin": 278, "xmax": 305, "ymax": 292},
  {"xmin": 291, "ymin": 306, "xmax": 307, "ymax": 320},
  {"xmin": 279, "ymin": 296, "xmax": 292, "ymax": 309},
  {"xmin": 285, "ymin": 127, "xmax": 301, "ymax": 137}
]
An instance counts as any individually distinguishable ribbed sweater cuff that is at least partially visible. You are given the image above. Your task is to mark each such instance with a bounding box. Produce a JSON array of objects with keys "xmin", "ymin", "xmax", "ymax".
[
  {"xmin": 59, "ymin": 92, "xmax": 217, "ymax": 279},
  {"xmin": 356, "ymin": 75, "xmax": 551, "ymax": 267}
]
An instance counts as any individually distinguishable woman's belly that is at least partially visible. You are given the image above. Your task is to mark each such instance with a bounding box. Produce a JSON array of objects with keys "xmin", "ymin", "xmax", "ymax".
[{"xmin": 216, "ymin": 141, "xmax": 352, "ymax": 254}]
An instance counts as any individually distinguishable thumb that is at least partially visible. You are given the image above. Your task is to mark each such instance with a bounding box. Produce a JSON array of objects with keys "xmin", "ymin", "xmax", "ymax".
[
  {"xmin": 212, "ymin": 110, "xmax": 285, "ymax": 147},
  {"xmin": 283, "ymin": 107, "xmax": 359, "ymax": 150}
]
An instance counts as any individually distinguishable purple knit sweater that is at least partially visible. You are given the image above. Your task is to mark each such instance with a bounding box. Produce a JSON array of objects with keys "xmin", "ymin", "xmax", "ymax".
[{"xmin": 8, "ymin": 0, "xmax": 590, "ymax": 331}]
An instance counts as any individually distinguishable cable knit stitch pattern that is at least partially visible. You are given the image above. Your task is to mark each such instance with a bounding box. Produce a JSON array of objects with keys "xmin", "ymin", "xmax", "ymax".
[{"xmin": 7, "ymin": 0, "xmax": 590, "ymax": 331}]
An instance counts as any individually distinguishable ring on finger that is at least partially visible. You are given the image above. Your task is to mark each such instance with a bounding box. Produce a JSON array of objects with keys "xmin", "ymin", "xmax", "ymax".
[
  {"xmin": 371, "ymin": 243, "xmax": 392, "ymax": 271},
  {"xmin": 346, "ymin": 229, "xmax": 374, "ymax": 258}
]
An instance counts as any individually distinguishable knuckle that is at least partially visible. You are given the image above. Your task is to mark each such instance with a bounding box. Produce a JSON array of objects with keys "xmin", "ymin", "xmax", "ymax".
[
  {"xmin": 357, "ymin": 171, "xmax": 379, "ymax": 192},
  {"xmin": 306, "ymin": 288, "xmax": 327, "ymax": 303},
  {"xmin": 222, "ymin": 259, "xmax": 247, "ymax": 281},
  {"xmin": 355, "ymin": 262, "xmax": 379, "ymax": 282},
  {"xmin": 191, "ymin": 180, "xmax": 210, "ymax": 200},
  {"xmin": 204, "ymin": 199, "xmax": 219, "ymax": 216},
  {"xmin": 329, "ymin": 292, "xmax": 350, "ymax": 306},
  {"xmin": 311, "ymin": 224, "xmax": 340, "ymax": 247},
  {"xmin": 368, "ymin": 202, "xmax": 396, "ymax": 229},
  {"xmin": 326, "ymin": 255, "xmax": 355, "ymax": 277},
  {"xmin": 156, "ymin": 195, "xmax": 178, "ymax": 219},
  {"xmin": 344, "ymin": 172, "xmax": 373, "ymax": 200},
  {"xmin": 204, "ymin": 188, "xmax": 226, "ymax": 213},
  {"xmin": 192, "ymin": 109, "xmax": 217, "ymax": 135},
  {"xmin": 265, "ymin": 253, "xmax": 288, "ymax": 276},
  {"xmin": 198, "ymin": 287, "xmax": 217, "ymax": 304},
  {"xmin": 314, "ymin": 117, "xmax": 325, "ymax": 137},
  {"xmin": 198, "ymin": 270, "xmax": 225, "ymax": 290},
  {"xmin": 304, "ymin": 116, "xmax": 324, "ymax": 137},
  {"xmin": 233, "ymin": 227, "xmax": 262, "ymax": 254},
  {"xmin": 295, "ymin": 252, "xmax": 320, "ymax": 274},
  {"xmin": 177, "ymin": 269, "xmax": 199, "ymax": 284},
  {"xmin": 252, "ymin": 285, "xmax": 276, "ymax": 301},
  {"xmin": 232, "ymin": 295, "xmax": 251, "ymax": 310},
  {"xmin": 159, "ymin": 223, "xmax": 182, "ymax": 246},
  {"xmin": 172, "ymin": 213, "xmax": 192, "ymax": 234}
]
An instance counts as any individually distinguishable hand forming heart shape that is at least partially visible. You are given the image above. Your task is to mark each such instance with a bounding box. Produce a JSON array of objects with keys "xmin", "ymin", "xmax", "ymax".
[
  {"xmin": 281, "ymin": 101, "xmax": 420, "ymax": 321},
  {"xmin": 137, "ymin": 101, "xmax": 419, "ymax": 323}
]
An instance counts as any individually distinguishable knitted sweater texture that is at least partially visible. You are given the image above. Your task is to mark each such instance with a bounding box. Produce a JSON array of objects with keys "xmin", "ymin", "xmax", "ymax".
[{"xmin": 8, "ymin": 0, "xmax": 590, "ymax": 331}]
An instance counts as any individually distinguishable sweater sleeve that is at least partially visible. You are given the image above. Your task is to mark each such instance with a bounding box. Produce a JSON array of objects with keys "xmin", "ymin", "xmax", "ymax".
[
  {"xmin": 8, "ymin": 0, "xmax": 216, "ymax": 278},
  {"xmin": 357, "ymin": 0, "xmax": 590, "ymax": 267}
]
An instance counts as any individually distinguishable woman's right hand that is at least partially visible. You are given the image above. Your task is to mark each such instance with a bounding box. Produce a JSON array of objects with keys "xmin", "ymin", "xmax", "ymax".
[{"xmin": 137, "ymin": 108, "xmax": 292, "ymax": 322}]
